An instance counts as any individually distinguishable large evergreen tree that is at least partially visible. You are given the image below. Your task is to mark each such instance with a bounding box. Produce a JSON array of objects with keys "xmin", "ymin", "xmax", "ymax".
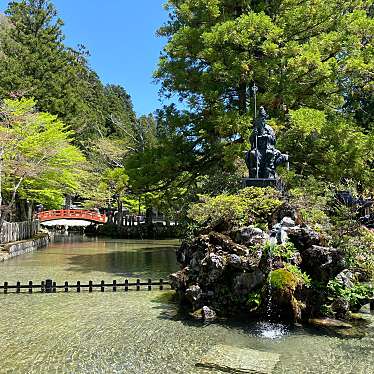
[
  {"xmin": 0, "ymin": 0, "xmax": 136, "ymax": 142},
  {"xmin": 128, "ymin": 0, "xmax": 373, "ymax": 191}
]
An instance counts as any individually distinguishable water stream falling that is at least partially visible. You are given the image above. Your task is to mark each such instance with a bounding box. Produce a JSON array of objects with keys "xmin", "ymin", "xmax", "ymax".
[{"xmin": 258, "ymin": 243, "xmax": 288, "ymax": 340}]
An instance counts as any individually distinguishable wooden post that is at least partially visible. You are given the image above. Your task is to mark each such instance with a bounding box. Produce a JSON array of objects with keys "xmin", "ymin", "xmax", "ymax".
[
  {"xmin": 77, "ymin": 281, "xmax": 81, "ymax": 293},
  {"xmin": 29, "ymin": 281, "xmax": 33, "ymax": 294},
  {"xmin": 41, "ymin": 280, "xmax": 45, "ymax": 293},
  {"xmin": 101, "ymin": 280, "xmax": 105, "ymax": 292},
  {"xmin": 159, "ymin": 279, "xmax": 163, "ymax": 291},
  {"xmin": 16, "ymin": 281, "xmax": 21, "ymax": 294},
  {"xmin": 4, "ymin": 281, "xmax": 8, "ymax": 294},
  {"xmin": 125, "ymin": 279, "xmax": 128, "ymax": 292},
  {"xmin": 148, "ymin": 279, "xmax": 152, "ymax": 291},
  {"xmin": 89, "ymin": 281, "xmax": 93, "ymax": 293},
  {"xmin": 136, "ymin": 279, "xmax": 140, "ymax": 291},
  {"xmin": 45, "ymin": 279, "xmax": 52, "ymax": 293},
  {"xmin": 52, "ymin": 282, "xmax": 57, "ymax": 293},
  {"xmin": 64, "ymin": 281, "xmax": 68, "ymax": 293},
  {"xmin": 113, "ymin": 280, "xmax": 117, "ymax": 292}
]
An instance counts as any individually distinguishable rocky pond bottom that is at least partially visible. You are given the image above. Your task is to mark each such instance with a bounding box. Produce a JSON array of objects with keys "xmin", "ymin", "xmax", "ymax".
[{"xmin": 0, "ymin": 236, "xmax": 373, "ymax": 373}]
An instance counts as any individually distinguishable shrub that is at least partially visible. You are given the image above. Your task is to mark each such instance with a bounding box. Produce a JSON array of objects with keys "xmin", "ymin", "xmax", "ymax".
[
  {"xmin": 327, "ymin": 280, "xmax": 374, "ymax": 311},
  {"xmin": 188, "ymin": 187, "xmax": 282, "ymax": 230},
  {"xmin": 336, "ymin": 228, "xmax": 374, "ymax": 280},
  {"xmin": 188, "ymin": 194, "xmax": 247, "ymax": 229},
  {"xmin": 263, "ymin": 241, "xmax": 297, "ymax": 260}
]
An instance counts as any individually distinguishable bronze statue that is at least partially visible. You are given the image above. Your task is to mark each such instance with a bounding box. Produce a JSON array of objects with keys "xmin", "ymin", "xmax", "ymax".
[{"xmin": 245, "ymin": 107, "xmax": 288, "ymax": 179}]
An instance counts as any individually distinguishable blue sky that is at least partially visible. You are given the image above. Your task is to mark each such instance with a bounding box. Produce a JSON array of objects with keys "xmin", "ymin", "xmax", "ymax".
[{"xmin": 0, "ymin": 0, "xmax": 169, "ymax": 116}]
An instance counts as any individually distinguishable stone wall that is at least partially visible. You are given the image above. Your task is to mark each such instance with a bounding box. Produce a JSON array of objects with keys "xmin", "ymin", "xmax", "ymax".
[
  {"xmin": 0, "ymin": 233, "xmax": 50, "ymax": 262},
  {"xmin": 85, "ymin": 223, "xmax": 181, "ymax": 239},
  {"xmin": 0, "ymin": 221, "xmax": 40, "ymax": 244}
]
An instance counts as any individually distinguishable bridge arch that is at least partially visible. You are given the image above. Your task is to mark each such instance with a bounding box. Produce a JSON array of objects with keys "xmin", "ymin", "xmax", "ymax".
[{"xmin": 38, "ymin": 210, "xmax": 107, "ymax": 226}]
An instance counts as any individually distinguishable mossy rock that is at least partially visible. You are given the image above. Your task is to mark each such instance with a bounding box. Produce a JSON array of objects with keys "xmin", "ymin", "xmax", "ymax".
[{"xmin": 269, "ymin": 269, "xmax": 299, "ymax": 291}]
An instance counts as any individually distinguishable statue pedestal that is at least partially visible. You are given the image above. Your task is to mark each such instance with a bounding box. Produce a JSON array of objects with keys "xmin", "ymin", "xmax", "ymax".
[{"xmin": 242, "ymin": 178, "xmax": 278, "ymax": 188}]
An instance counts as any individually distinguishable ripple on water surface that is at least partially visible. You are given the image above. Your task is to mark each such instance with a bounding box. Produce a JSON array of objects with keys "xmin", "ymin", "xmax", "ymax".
[{"xmin": 0, "ymin": 236, "xmax": 373, "ymax": 373}]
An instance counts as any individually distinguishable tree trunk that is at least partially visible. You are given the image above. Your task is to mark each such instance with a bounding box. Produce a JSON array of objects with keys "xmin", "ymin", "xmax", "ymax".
[
  {"xmin": 238, "ymin": 81, "xmax": 247, "ymax": 114},
  {"xmin": 145, "ymin": 207, "xmax": 153, "ymax": 225},
  {"xmin": 65, "ymin": 194, "xmax": 73, "ymax": 209},
  {"xmin": 117, "ymin": 197, "xmax": 123, "ymax": 227}
]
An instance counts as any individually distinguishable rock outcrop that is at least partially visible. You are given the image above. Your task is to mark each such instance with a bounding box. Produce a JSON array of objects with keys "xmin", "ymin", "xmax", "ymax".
[{"xmin": 170, "ymin": 215, "xmax": 364, "ymax": 324}]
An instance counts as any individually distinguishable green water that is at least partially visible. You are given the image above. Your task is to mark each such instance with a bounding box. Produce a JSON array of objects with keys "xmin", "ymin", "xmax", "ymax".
[{"xmin": 0, "ymin": 235, "xmax": 373, "ymax": 374}]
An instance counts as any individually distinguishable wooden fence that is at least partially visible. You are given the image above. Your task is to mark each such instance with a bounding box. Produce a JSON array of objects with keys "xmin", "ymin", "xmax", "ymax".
[
  {"xmin": 0, "ymin": 278, "xmax": 171, "ymax": 294},
  {"xmin": 0, "ymin": 221, "xmax": 40, "ymax": 244}
]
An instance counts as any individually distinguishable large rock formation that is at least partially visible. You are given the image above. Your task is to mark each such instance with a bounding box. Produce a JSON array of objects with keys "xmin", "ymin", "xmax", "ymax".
[{"xmin": 170, "ymin": 215, "xmax": 352, "ymax": 323}]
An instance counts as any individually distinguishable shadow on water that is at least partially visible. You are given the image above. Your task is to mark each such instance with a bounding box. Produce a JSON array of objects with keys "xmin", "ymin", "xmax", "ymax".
[
  {"xmin": 150, "ymin": 291, "xmax": 374, "ymax": 342},
  {"xmin": 66, "ymin": 248, "xmax": 179, "ymax": 278}
]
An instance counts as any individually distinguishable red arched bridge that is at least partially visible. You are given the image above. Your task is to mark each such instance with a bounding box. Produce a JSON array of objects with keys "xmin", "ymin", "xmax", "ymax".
[{"xmin": 38, "ymin": 210, "xmax": 107, "ymax": 225}]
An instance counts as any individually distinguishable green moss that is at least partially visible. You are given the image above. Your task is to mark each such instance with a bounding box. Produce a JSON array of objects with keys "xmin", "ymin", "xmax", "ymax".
[
  {"xmin": 269, "ymin": 269, "xmax": 298, "ymax": 291},
  {"xmin": 284, "ymin": 263, "xmax": 311, "ymax": 286}
]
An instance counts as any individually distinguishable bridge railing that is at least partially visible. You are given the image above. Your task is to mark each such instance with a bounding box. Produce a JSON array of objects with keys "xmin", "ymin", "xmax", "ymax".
[{"xmin": 38, "ymin": 210, "xmax": 107, "ymax": 223}]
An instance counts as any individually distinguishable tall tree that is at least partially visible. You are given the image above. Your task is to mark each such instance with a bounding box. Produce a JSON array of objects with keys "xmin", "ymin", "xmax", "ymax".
[
  {"xmin": 131, "ymin": 0, "xmax": 374, "ymax": 190},
  {"xmin": 0, "ymin": 0, "xmax": 122, "ymax": 140},
  {"xmin": 0, "ymin": 98, "xmax": 85, "ymax": 224}
]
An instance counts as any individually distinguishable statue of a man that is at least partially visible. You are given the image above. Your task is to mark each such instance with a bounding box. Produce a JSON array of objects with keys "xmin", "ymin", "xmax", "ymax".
[{"xmin": 245, "ymin": 107, "xmax": 288, "ymax": 179}]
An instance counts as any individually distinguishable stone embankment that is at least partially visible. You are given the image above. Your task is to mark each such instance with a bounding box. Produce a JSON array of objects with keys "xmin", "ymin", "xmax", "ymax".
[
  {"xmin": 0, "ymin": 233, "xmax": 50, "ymax": 262},
  {"xmin": 86, "ymin": 223, "xmax": 181, "ymax": 239}
]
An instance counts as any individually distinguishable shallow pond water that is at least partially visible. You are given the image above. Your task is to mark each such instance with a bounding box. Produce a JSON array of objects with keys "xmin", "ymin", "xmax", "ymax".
[{"xmin": 0, "ymin": 235, "xmax": 373, "ymax": 374}]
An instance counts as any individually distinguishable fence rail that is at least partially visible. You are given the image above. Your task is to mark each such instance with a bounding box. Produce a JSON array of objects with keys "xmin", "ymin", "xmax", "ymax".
[
  {"xmin": 0, "ymin": 221, "xmax": 40, "ymax": 244},
  {"xmin": 0, "ymin": 279, "xmax": 171, "ymax": 294}
]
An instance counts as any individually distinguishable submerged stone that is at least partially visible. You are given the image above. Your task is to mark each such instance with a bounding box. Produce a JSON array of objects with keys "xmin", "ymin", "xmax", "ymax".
[
  {"xmin": 308, "ymin": 318, "xmax": 352, "ymax": 329},
  {"xmin": 196, "ymin": 344, "xmax": 280, "ymax": 374}
]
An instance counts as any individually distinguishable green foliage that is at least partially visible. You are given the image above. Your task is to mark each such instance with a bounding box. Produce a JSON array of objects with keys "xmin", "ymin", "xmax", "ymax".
[
  {"xmin": 336, "ymin": 228, "xmax": 374, "ymax": 280},
  {"xmin": 327, "ymin": 280, "xmax": 374, "ymax": 311},
  {"xmin": 287, "ymin": 177, "xmax": 334, "ymax": 233},
  {"xmin": 143, "ymin": 0, "xmax": 374, "ymax": 193},
  {"xmin": 188, "ymin": 194, "xmax": 247, "ymax": 228},
  {"xmin": 0, "ymin": 0, "xmax": 136, "ymax": 142},
  {"xmin": 0, "ymin": 98, "xmax": 85, "ymax": 211},
  {"xmin": 278, "ymin": 112, "xmax": 374, "ymax": 187},
  {"xmin": 284, "ymin": 264, "xmax": 311, "ymax": 287},
  {"xmin": 247, "ymin": 290, "xmax": 261, "ymax": 311},
  {"xmin": 268, "ymin": 269, "xmax": 298, "ymax": 291},
  {"xmin": 263, "ymin": 241, "xmax": 297, "ymax": 260},
  {"xmin": 188, "ymin": 187, "xmax": 282, "ymax": 229}
]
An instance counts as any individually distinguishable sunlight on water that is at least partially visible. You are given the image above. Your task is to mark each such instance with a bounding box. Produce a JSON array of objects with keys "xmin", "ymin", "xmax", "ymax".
[
  {"xmin": 256, "ymin": 322, "xmax": 289, "ymax": 340},
  {"xmin": 0, "ymin": 235, "xmax": 373, "ymax": 373}
]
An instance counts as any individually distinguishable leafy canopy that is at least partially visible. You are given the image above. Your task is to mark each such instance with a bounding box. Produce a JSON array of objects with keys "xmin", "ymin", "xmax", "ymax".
[{"xmin": 0, "ymin": 98, "xmax": 85, "ymax": 209}]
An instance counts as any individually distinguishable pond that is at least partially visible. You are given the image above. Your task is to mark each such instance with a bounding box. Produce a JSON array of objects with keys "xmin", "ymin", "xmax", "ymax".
[{"xmin": 0, "ymin": 235, "xmax": 373, "ymax": 373}]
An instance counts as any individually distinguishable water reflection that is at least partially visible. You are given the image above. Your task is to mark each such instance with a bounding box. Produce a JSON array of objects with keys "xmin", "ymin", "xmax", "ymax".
[
  {"xmin": 66, "ymin": 248, "xmax": 179, "ymax": 278},
  {"xmin": 0, "ymin": 234, "xmax": 180, "ymax": 283},
  {"xmin": 0, "ymin": 235, "xmax": 373, "ymax": 374}
]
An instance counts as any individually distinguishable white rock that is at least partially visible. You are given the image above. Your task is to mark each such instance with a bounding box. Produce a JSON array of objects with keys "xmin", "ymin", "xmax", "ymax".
[{"xmin": 280, "ymin": 217, "xmax": 296, "ymax": 227}]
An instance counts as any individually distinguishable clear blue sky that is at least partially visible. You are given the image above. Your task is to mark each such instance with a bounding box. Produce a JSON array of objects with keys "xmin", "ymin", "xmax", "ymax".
[{"xmin": 0, "ymin": 0, "xmax": 169, "ymax": 116}]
